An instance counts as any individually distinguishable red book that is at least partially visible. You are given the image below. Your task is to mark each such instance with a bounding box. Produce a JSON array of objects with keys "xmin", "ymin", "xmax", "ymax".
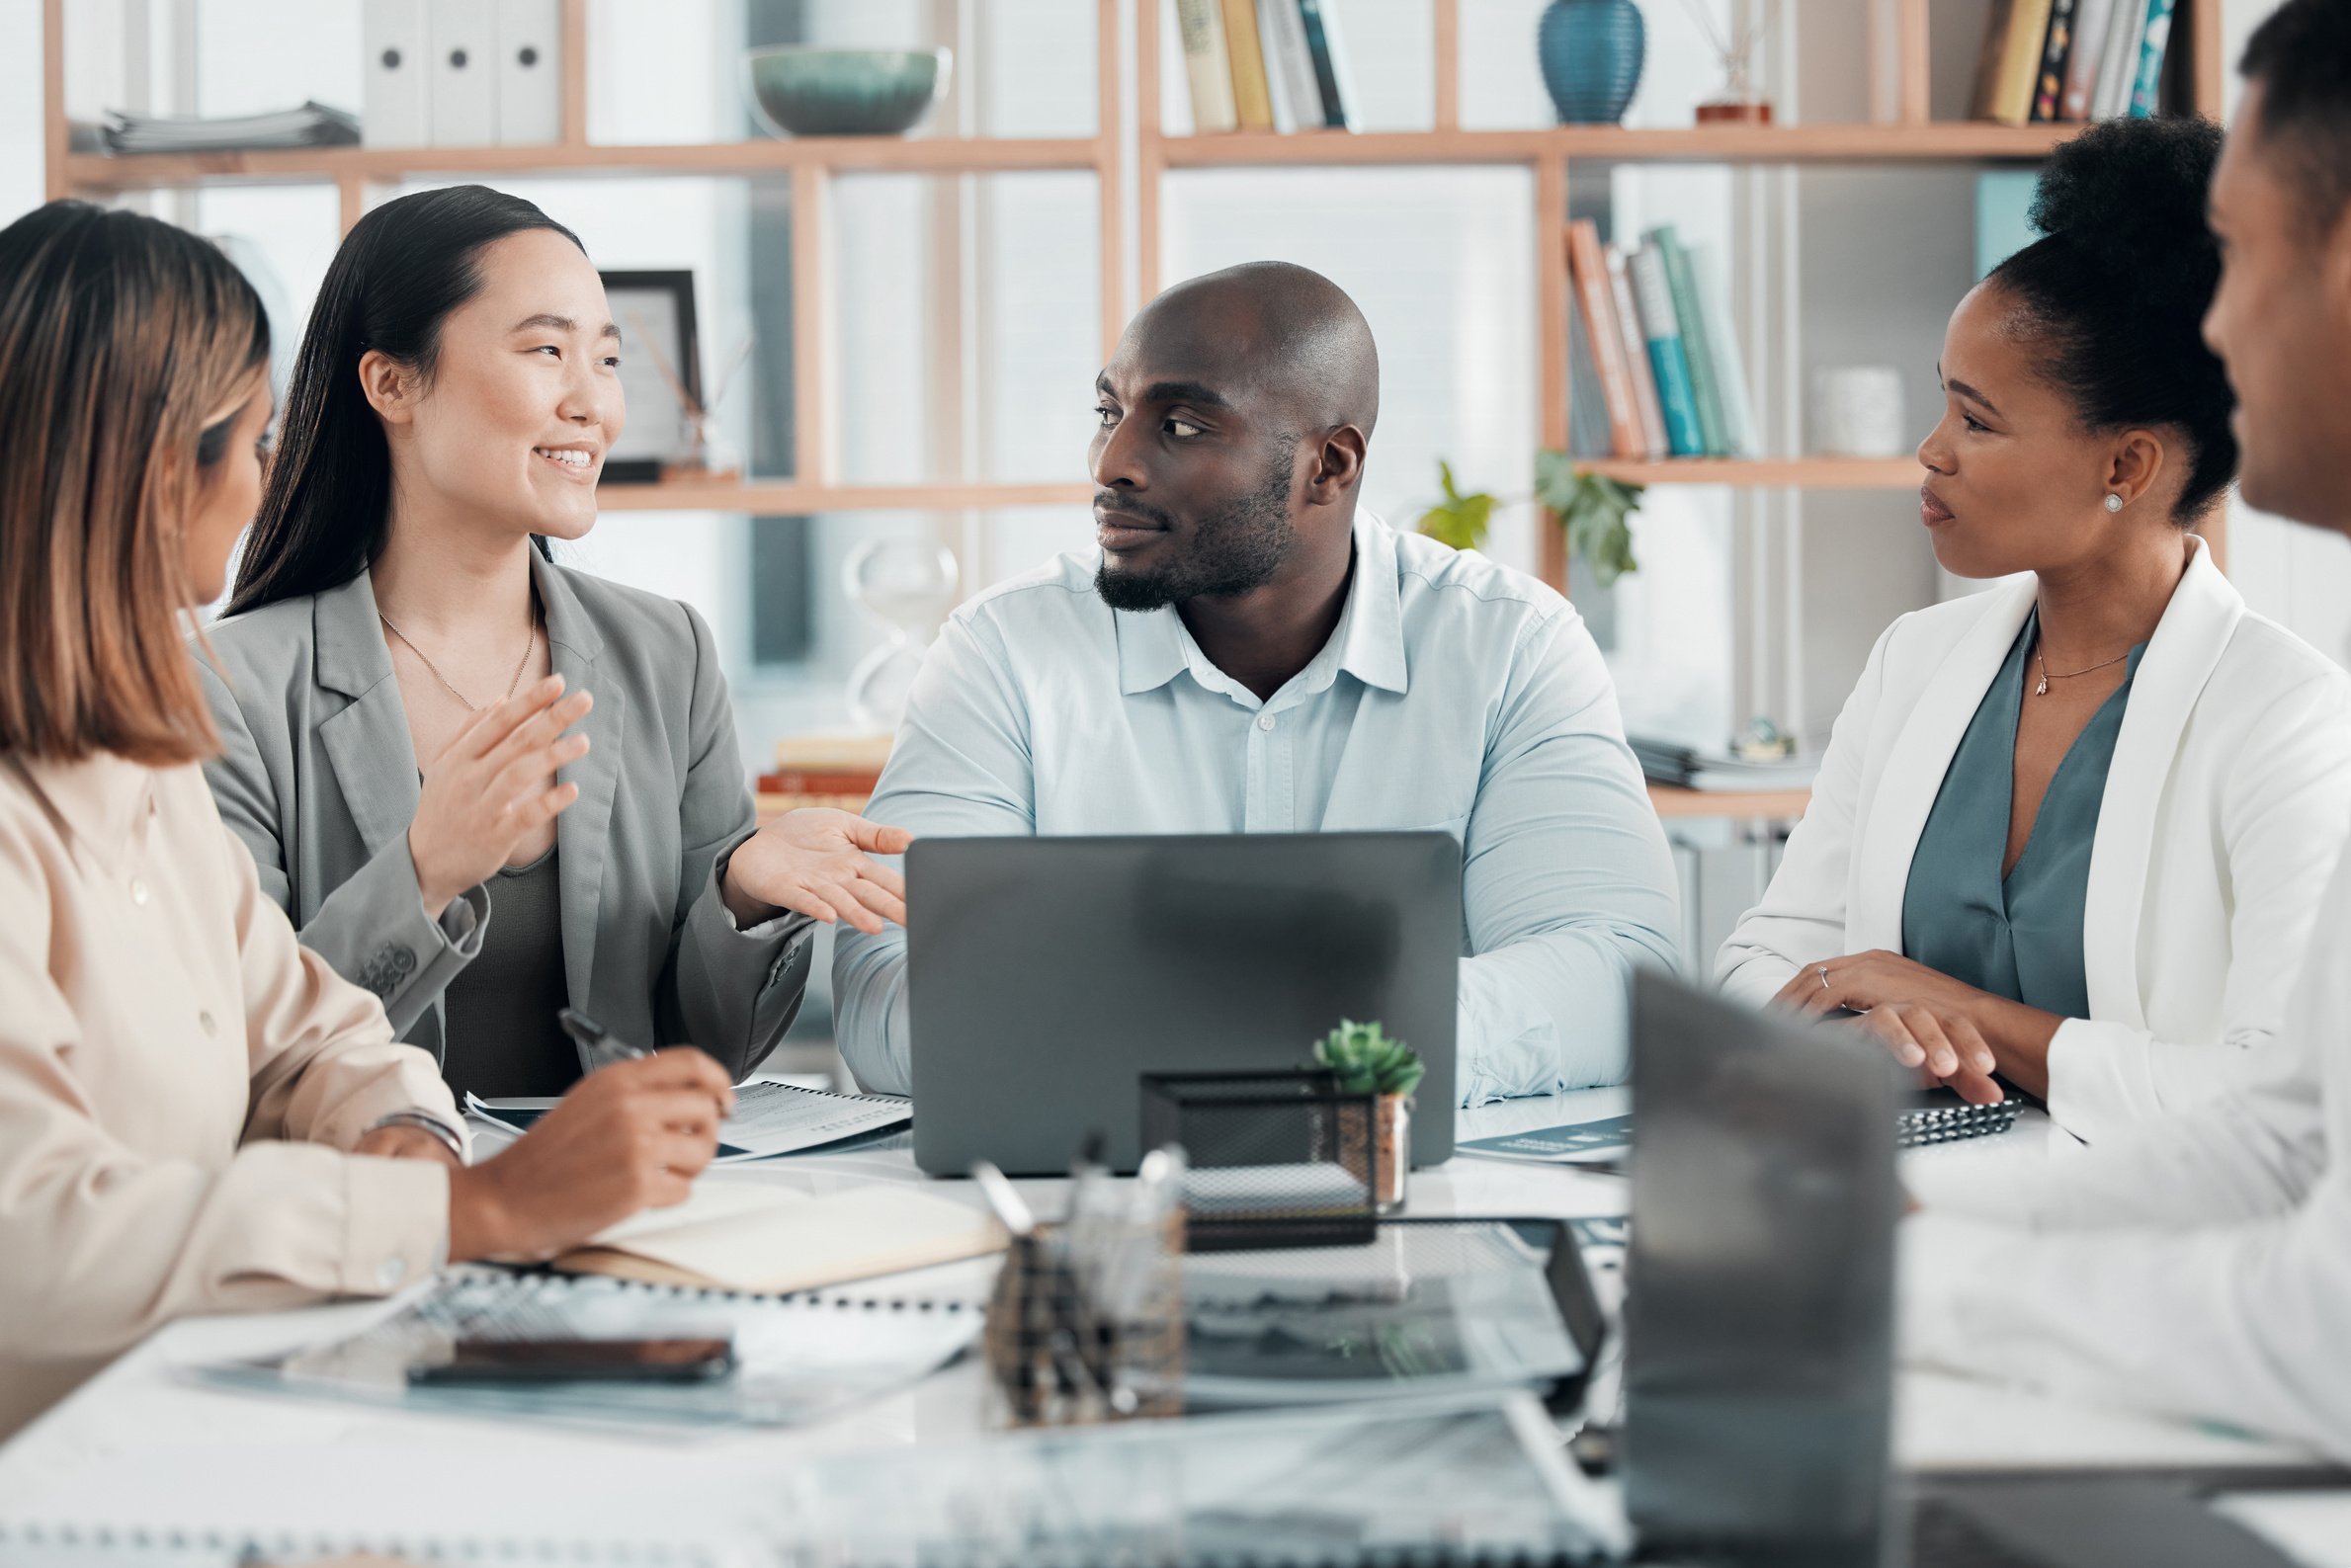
[
  {"xmin": 1564, "ymin": 220, "xmax": 1645, "ymax": 461},
  {"xmin": 758, "ymin": 769, "xmax": 882, "ymax": 797}
]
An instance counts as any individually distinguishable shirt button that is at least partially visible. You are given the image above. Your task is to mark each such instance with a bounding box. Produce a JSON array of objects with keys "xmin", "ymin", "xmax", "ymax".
[
  {"xmin": 1257, "ymin": 712, "xmax": 1276, "ymax": 732},
  {"xmin": 199, "ymin": 1011, "xmax": 216, "ymax": 1036},
  {"xmin": 378, "ymin": 1257, "xmax": 406, "ymax": 1289},
  {"xmin": 129, "ymin": 879, "xmax": 148, "ymax": 905}
]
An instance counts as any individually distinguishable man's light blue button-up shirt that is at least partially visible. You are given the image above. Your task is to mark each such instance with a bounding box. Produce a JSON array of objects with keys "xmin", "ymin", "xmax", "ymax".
[{"xmin": 833, "ymin": 512, "xmax": 1682, "ymax": 1104}]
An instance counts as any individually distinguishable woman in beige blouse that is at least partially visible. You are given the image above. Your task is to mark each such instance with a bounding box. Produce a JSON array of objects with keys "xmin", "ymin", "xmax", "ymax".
[{"xmin": 0, "ymin": 201, "xmax": 734, "ymax": 1440}]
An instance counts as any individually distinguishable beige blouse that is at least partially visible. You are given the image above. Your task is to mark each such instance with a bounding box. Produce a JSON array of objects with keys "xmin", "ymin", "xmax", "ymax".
[{"xmin": 0, "ymin": 750, "xmax": 461, "ymax": 1439}]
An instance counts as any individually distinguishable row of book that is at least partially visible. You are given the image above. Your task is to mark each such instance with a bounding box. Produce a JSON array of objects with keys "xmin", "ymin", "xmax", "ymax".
[
  {"xmin": 1973, "ymin": 0, "xmax": 2179, "ymax": 126},
  {"xmin": 1174, "ymin": 0, "xmax": 1357, "ymax": 134},
  {"xmin": 1564, "ymin": 220, "xmax": 1755, "ymax": 463}
]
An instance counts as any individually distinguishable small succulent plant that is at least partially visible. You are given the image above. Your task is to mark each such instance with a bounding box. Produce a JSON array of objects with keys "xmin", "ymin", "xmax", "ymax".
[{"xmin": 1312, "ymin": 1020, "xmax": 1425, "ymax": 1099}]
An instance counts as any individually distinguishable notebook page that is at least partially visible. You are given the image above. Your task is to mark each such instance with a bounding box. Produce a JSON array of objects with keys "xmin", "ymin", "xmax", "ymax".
[{"xmin": 564, "ymin": 1184, "xmax": 1005, "ymax": 1294}]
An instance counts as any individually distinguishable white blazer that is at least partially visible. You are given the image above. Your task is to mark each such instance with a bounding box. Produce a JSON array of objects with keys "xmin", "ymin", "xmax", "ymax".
[{"xmin": 1717, "ymin": 538, "xmax": 2351, "ymax": 1141}]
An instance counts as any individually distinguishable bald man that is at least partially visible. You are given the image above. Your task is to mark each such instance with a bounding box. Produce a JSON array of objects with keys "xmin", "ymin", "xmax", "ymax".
[
  {"xmin": 1901, "ymin": 0, "xmax": 2351, "ymax": 1458},
  {"xmin": 833, "ymin": 262, "xmax": 1681, "ymax": 1102}
]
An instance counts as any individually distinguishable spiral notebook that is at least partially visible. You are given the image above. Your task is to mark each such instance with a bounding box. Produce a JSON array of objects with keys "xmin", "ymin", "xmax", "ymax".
[
  {"xmin": 1899, "ymin": 1090, "xmax": 2024, "ymax": 1148},
  {"xmin": 1462, "ymin": 1095, "xmax": 2021, "ymax": 1169}
]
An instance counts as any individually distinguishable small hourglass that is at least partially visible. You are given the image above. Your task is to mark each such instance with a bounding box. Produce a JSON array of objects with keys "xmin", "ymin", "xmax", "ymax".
[
  {"xmin": 841, "ymin": 537, "xmax": 961, "ymax": 732},
  {"xmin": 1683, "ymin": 0, "xmax": 1779, "ymax": 125}
]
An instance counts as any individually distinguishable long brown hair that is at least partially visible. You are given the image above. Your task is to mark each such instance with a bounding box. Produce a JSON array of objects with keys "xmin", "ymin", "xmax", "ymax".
[{"xmin": 0, "ymin": 202, "xmax": 269, "ymax": 766}]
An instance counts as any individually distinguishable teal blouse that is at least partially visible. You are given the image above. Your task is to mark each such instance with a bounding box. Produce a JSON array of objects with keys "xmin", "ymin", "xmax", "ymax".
[{"xmin": 1899, "ymin": 612, "xmax": 2146, "ymax": 1020}]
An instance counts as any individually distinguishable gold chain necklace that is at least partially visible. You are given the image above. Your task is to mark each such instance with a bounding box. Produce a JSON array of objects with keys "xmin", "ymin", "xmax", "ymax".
[
  {"xmin": 2034, "ymin": 647, "xmax": 2132, "ymax": 697},
  {"xmin": 379, "ymin": 610, "xmax": 538, "ymax": 712}
]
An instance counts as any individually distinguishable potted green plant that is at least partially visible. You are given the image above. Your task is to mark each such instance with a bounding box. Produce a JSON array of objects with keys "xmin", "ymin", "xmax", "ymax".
[
  {"xmin": 1312, "ymin": 1020, "xmax": 1424, "ymax": 1212},
  {"xmin": 1417, "ymin": 452, "xmax": 1645, "ymax": 587}
]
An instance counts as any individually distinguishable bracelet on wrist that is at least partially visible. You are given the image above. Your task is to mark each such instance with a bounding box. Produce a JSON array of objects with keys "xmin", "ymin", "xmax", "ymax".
[{"xmin": 365, "ymin": 1111, "xmax": 465, "ymax": 1163}]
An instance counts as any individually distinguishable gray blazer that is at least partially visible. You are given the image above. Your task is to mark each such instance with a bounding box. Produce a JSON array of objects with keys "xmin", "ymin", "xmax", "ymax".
[{"xmin": 196, "ymin": 551, "xmax": 811, "ymax": 1082}]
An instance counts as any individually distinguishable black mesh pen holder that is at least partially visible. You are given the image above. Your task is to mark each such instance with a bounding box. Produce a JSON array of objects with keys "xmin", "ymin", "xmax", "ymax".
[{"xmin": 1138, "ymin": 1070, "xmax": 1379, "ymax": 1252}]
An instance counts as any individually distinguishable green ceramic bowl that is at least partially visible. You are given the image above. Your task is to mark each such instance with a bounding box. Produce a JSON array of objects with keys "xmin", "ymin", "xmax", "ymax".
[{"xmin": 743, "ymin": 46, "xmax": 953, "ymax": 138}]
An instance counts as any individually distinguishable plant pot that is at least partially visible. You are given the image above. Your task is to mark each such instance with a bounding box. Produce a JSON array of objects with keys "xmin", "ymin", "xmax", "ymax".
[
  {"xmin": 1538, "ymin": 0, "xmax": 1646, "ymax": 126},
  {"xmin": 1375, "ymin": 1093, "xmax": 1411, "ymax": 1213}
]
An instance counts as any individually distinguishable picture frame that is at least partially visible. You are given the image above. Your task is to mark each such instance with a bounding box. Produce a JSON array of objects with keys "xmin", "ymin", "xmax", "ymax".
[{"xmin": 597, "ymin": 269, "xmax": 701, "ymax": 484}]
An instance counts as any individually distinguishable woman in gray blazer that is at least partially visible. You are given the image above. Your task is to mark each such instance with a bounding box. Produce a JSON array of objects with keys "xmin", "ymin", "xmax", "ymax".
[{"xmin": 200, "ymin": 186, "xmax": 908, "ymax": 1094}]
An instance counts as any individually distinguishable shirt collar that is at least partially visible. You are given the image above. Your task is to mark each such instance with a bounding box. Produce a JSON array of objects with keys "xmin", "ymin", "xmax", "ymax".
[
  {"xmin": 1112, "ymin": 510, "xmax": 1409, "ymax": 701},
  {"xmin": 12, "ymin": 751, "xmax": 156, "ymax": 871}
]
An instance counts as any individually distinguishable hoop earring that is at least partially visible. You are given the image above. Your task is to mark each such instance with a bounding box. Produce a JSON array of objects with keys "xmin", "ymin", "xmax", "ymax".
[{"xmin": 2105, "ymin": 493, "xmax": 2125, "ymax": 513}]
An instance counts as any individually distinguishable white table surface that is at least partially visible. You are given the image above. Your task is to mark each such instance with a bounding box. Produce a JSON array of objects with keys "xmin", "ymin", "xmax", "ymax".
[{"xmin": 4, "ymin": 1090, "xmax": 2344, "ymax": 1564}]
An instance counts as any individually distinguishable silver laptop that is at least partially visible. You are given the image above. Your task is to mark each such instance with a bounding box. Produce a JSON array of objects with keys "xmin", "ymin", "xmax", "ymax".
[
  {"xmin": 1618, "ymin": 972, "xmax": 2313, "ymax": 1568},
  {"xmin": 1622, "ymin": 968, "xmax": 1904, "ymax": 1565},
  {"xmin": 904, "ymin": 832, "xmax": 1461, "ymax": 1177}
]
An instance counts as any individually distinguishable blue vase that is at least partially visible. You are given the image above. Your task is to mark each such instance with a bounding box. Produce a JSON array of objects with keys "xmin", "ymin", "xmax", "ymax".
[{"xmin": 1539, "ymin": 0, "xmax": 1645, "ymax": 125}]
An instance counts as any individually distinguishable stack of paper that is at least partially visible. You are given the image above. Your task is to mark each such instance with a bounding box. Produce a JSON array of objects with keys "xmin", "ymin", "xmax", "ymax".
[
  {"xmin": 101, "ymin": 102, "xmax": 360, "ymax": 154},
  {"xmin": 1630, "ymin": 735, "xmax": 1820, "ymax": 793}
]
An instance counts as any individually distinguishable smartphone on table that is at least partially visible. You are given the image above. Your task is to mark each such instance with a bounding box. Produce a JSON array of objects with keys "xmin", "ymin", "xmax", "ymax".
[{"xmin": 406, "ymin": 1337, "xmax": 736, "ymax": 1385}]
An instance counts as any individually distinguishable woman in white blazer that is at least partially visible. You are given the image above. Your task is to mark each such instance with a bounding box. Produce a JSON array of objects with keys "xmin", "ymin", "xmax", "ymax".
[{"xmin": 1717, "ymin": 119, "xmax": 2351, "ymax": 1143}]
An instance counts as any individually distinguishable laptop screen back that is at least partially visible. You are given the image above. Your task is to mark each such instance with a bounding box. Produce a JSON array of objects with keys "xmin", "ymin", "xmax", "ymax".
[
  {"xmin": 1622, "ymin": 968, "xmax": 1902, "ymax": 1566},
  {"xmin": 906, "ymin": 832, "xmax": 1462, "ymax": 1176}
]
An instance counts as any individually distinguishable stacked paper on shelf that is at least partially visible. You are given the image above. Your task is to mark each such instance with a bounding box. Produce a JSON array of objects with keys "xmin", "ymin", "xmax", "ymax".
[
  {"xmin": 1630, "ymin": 735, "xmax": 1820, "ymax": 793},
  {"xmin": 101, "ymin": 102, "xmax": 360, "ymax": 153}
]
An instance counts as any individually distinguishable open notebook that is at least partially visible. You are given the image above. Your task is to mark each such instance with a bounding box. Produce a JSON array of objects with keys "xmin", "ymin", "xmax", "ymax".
[{"xmin": 555, "ymin": 1178, "xmax": 1006, "ymax": 1293}]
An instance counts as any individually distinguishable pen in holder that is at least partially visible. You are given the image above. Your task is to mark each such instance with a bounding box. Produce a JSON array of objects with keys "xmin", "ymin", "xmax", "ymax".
[{"xmin": 977, "ymin": 1151, "xmax": 1186, "ymax": 1428}]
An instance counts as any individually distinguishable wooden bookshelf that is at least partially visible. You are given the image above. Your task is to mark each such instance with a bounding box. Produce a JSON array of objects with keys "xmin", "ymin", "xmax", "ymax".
[
  {"xmin": 596, "ymin": 478, "xmax": 1092, "ymax": 514},
  {"xmin": 757, "ymin": 783, "xmax": 1810, "ymax": 825},
  {"xmin": 1153, "ymin": 122, "xmax": 2097, "ymax": 169},
  {"xmin": 1578, "ymin": 457, "xmax": 1921, "ymax": 490},
  {"xmin": 39, "ymin": 0, "xmax": 1128, "ymax": 513},
  {"xmin": 43, "ymin": 0, "xmax": 2225, "ymax": 569},
  {"xmin": 58, "ymin": 135, "xmax": 1107, "ymax": 192},
  {"xmin": 1647, "ymin": 784, "xmax": 1811, "ymax": 822},
  {"xmin": 1133, "ymin": 0, "xmax": 2228, "ymax": 586}
]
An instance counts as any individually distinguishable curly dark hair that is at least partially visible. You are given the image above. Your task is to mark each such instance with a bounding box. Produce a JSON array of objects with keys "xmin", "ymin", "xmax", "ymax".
[
  {"xmin": 1985, "ymin": 116, "xmax": 2234, "ymax": 524},
  {"xmin": 2241, "ymin": 0, "xmax": 2351, "ymax": 239}
]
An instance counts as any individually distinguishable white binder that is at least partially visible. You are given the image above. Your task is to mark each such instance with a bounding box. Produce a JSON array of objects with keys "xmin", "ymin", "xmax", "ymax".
[
  {"xmin": 427, "ymin": 0, "xmax": 498, "ymax": 147},
  {"xmin": 495, "ymin": 0, "xmax": 562, "ymax": 145},
  {"xmin": 361, "ymin": 0, "xmax": 429, "ymax": 147}
]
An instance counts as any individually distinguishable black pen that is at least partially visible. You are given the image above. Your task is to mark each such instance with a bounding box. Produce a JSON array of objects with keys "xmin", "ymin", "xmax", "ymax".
[{"xmin": 558, "ymin": 1007, "xmax": 649, "ymax": 1069}]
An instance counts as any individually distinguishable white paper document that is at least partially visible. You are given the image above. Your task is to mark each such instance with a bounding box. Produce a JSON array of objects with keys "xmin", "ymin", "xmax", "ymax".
[
  {"xmin": 193, "ymin": 1267, "xmax": 981, "ymax": 1433},
  {"xmin": 467, "ymin": 1079, "xmax": 909, "ymax": 1162}
]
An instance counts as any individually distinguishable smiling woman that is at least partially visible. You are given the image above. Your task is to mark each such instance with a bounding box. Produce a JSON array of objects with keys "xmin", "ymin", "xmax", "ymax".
[{"xmin": 195, "ymin": 185, "xmax": 911, "ymax": 1102}]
